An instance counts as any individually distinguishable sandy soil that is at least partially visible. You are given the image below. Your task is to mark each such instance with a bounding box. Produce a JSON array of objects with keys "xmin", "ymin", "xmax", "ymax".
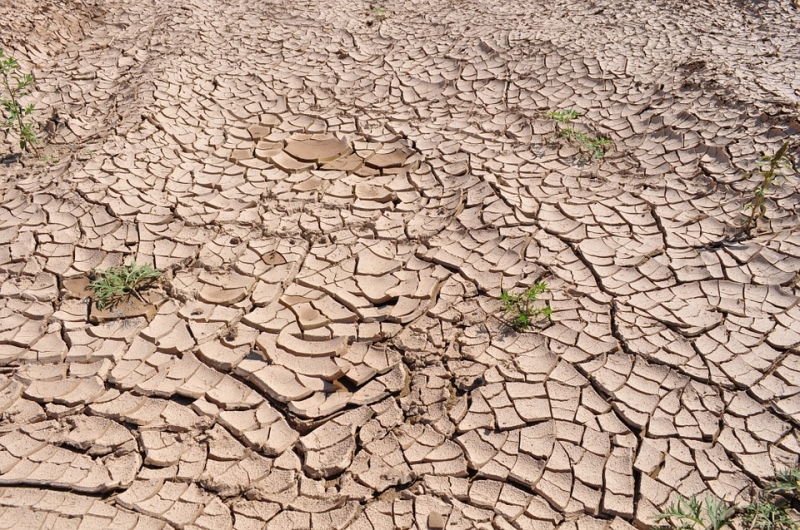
[{"xmin": 0, "ymin": 0, "xmax": 799, "ymax": 528}]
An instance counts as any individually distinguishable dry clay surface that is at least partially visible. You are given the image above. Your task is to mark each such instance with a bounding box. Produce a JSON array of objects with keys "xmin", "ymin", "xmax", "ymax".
[{"xmin": 1, "ymin": 0, "xmax": 800, "ymax": 528}]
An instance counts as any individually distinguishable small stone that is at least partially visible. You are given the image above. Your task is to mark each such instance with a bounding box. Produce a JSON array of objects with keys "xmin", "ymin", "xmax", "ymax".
[{"xmin": 428, "ymin": 511, "xmax": 445, "ymax": 529}]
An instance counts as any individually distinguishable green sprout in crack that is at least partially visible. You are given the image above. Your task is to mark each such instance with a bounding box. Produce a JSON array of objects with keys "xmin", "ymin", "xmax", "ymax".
[
  {"xmin": 373, "ymin": 6, "xmax": 387, "ymax": 19},
  {"xmin": 1, "ymin": 49, "xmax": 39, "ymax": 156},
  {"xmin": 90, "ymin": 262, "xmax": 161, "ymax": 309},
  {"xmin": 500, "ymin": 281, "xmax": 552, "ymax": 332},
  {"xmin": 559, "ymin": 128, "xmax": 611, "ymax": 159},
  {"xmin": 742, "ymin": 141, "xmax": 793, "ymax": 237},
  {"xmin": 545, "ymin": 109, "xmax": 581, "ymax": 124},
  {"xmin": 547, "ymin": 108, "xmax": 611, "ymax": 160}
]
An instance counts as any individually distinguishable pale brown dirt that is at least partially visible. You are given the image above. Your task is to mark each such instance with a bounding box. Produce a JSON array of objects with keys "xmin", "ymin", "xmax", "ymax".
[{"xmin": 0, "ymin": 0, "xmax": 799, "ymax": 528}]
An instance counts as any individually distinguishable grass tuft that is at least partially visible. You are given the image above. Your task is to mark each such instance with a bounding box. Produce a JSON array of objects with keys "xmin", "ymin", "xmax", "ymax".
[
  {"xmin": 766, "ymin": 467, "xmax": 800, "ymax": 496},
  {"xmin": 654, "ymin": 495, "xmax": 735, "ymax": 530},
  {"xmin": 90, "ymin": 262, "xmax": 161, "ymax": 310},
  {"xmin": 655, "ymin": 467, "xmax": 800, "ymax": 530},
  {"xmin": 742, "ymin": 498, "xmax": 797, "ymax": 530}
]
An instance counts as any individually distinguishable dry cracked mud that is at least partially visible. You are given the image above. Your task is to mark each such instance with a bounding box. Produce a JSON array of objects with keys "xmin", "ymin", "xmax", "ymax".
[{"xmin": 1, "ymin": 0, "xmax": 800, "ymax": 528}]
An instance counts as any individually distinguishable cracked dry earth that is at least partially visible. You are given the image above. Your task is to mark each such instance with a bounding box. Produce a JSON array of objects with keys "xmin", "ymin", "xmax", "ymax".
[{"xmin": 1, "ymin": 0, "xmax": 800, "ymax": 529}]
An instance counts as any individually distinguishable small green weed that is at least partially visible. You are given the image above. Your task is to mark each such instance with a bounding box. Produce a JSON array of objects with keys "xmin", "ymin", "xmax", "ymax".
[
  {"xmin": 373, "ymin": 6, "xmax": 387, "ymax": 19},
  {"xmin": 90, "ymin": 262, "xmax": 161, "ymax": 309},
  {"xmin": 741, "ymin": 467, "xmax": 800, "ymax": 530},
  {"xmin": 742, "ymin": 498, "xmax": 796, "ymax": 530},
  {"xmin": 76, "ymin": 148, "xmax": 94, "ymax": 160},
  {"xmin": 655, "ymin": 467, "xmax": 800, "ymax": 530},
  {"xmin": 766, "ymin": 467, "xmax": 800, "ymax": 495},
  {"xmin": 500, "ymin": 281, "xmax": 552, "ymax": 331},
  {"xmin": 742, "ymin": 141, "xmax": 793, "ymax": 236},
  {"xmin": 545, "ymin": 109, "xmax": 581, "ymax": 124},
  {"xmin": 1, "ymin": 50, "xmax": 38, "ymax": 156},
  {"xmin": 559, "ymin": 128, "xmax": 611, "ymax": 160},
  {"xmin": 40, "ymin": 154, "xmax": 59, "ymax": 165},
  {"xmin": 654, "ymin": 495, "xmax": 736, "ymax": 530},
  {"xmin": 547, "ymin": 108, "xmax": 610, "ymax": 160}
]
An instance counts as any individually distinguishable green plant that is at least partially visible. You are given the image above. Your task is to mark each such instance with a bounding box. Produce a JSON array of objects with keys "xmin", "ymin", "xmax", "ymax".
[
  {"xmin": 546, "ymin": 109, "xmax": 581, "ymax": 124},
  {"xmin": 373, "ymin": 6, "xmax": 387, "ymax": 19},
  {"xmin": 90, "ymin": 262, "xmax": 161, "ymax": 309},
  {"xmin": 742, "ymin": 141, "xmax": 793, "ymax": 235},
  {"xmin": 559, "ymin": 128, "xmax": 611, "ymax": 159},
  {"xmin": 547, "ymin": 108, "xmax": 610, "ymax": 160},
  {"xmin": 740, "ymin": 467, "xmax": 800, "ymax": 530},
  {"xmin": 500, "ymin": 281, "xmax": 552, "ymax": 331},
  {"xmin": 654, "ymin": 495, "xmax": 736, "ymax": 530},
  {"xmin": 742, "ymin": 498, "xmax": 796, "ymax": 530},
  {"xmin": 766, "ymin": 467, "xmax": 800, "ymax": 495},
  {"xmin": 1, "ymin": 50, "xmax": 38, "ymax": 155},
  {"xmin": 655, "ymin": 469, "xmax": 800, "ymax": 530}
]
